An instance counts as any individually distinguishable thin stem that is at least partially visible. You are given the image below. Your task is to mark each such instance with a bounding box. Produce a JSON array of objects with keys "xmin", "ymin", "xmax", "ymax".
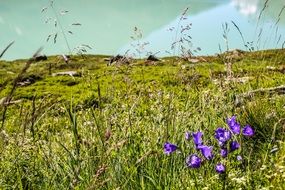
[{"xmin": 50, "ymin": 0, "xmax": 72, "ymax": 54}]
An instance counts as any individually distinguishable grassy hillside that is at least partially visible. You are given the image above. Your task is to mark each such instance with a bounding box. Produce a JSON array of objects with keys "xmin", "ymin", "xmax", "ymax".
[{"xmin": 0, "ymin": 49, "xmax": 285, "ymax": 189}]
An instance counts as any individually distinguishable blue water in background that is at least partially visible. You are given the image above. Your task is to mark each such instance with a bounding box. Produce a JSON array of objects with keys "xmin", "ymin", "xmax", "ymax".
[{"xmin": 0, "ymin": 0, "xmax": 285, "ymax": 60}]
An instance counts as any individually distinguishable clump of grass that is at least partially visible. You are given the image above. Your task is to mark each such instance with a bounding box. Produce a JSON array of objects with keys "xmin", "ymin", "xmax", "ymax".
[
  {"xmin": 0, "ymin": 49, "xmax": 285, "ymax": 189},
  {"xmin": 1, "ymin": 47, "xmax": 43, "ymax": 130}
]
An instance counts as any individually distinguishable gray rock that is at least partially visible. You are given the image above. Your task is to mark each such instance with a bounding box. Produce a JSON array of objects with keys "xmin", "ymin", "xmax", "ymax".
[{"xmin": 52, "ymin": 71, "xmax": 80, "ymax": 77}]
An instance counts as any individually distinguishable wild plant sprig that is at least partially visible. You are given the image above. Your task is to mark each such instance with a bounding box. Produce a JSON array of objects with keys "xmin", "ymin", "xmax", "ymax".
[
  {"xmin": 42, "ymin": 0, "xmax": 71, "ymax": 54},
  {"xmin": 168, "ymin": 7, "xmax": 201, "ymax": 59},
  {"xmin": 42, "ymin": 0, "xmax": 88, "ymax": 56}
]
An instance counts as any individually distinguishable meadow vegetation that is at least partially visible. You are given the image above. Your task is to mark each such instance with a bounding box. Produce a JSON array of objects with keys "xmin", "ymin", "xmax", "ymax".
[
  {"xmin": 1, "ymin": 0, "xmax": 285, "ymax": 189},
  {"xmin": 0, "ymin": 49, "xmax": 285, "ymax": 189}
]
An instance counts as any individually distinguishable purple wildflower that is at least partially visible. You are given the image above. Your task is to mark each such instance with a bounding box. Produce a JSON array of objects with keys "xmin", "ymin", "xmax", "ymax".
[
  {"xmin": 185, "ymin": 132, "xmax": 191, "ymax": 140},
  {"xmin": 164, "ymin": 142, "xmax": 178, "ymax": 155},
  {"xmin": 230, "ymin": 141, "xmax": 240, "ymax": 152},
  {"xmin": 199, "ymin": 145, "xmax": 214, "ymax": 160},
  {"xmin": 215, "ymin": 128, "xmax": 231, "ymax": 145},
  {"xmin": 215, "ymin": 163, "xmax": 226, "ymax": 174},
  {"xmin": 242, "ymin": 125, "xmax": 254, "ymax": 137},
  {"xmin": 220, "ymin": 148, "xmax": 228, "ymax": 158},
  {"xmin": 227, "ymin": 116, "xmax": 241, "ymax": 135},
  {"xmin": 196, "ymin": 144, "xmax": 204, "ymax": 150},
  {"xmin": 192, "ymin": 131, "xmax": 203, "ymax": 147},
  {"xmin": 186, "ymin": 154, "xmax": 202, "ymax": 168}
]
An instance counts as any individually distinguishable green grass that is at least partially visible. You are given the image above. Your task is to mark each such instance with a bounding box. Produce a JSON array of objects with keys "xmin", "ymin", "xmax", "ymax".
[{"xmin": 0, "ymin": 49, "xmax": 285, "ymax": 189}]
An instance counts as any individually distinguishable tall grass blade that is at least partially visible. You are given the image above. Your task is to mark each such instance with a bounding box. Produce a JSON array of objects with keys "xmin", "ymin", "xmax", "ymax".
[
  {"xmin": 0, "ymin": 41, "xmax": 14, "ymax": 59},
  {"xmin": 231, "ymin": 21, "xmax": 246, "ymax": 48},
  {"xmin": 1, "ymin": 47, "xmax": 43, "ymax": 130}
]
